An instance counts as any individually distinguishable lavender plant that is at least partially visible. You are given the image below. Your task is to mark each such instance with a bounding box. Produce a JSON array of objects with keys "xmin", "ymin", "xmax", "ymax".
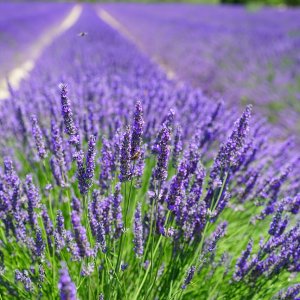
[{"xmin": 0, "ymin": 5, "xmax": 299, "ymax": 300}]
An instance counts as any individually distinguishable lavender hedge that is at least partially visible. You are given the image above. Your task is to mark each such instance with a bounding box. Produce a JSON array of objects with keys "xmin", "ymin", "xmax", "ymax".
[
  {"xmin": 103, "ymin": 4, "xmax": 300, "ymax": 136},
  {"xmin": 0, "ymin": 5, "xmax": 299, "ymax": 300}
]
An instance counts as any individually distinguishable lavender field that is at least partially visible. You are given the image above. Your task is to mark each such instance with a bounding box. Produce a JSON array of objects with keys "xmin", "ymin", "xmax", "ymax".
[{"xmin": 0, "ymin": 3, "xmax": 299, "ymax": 300}]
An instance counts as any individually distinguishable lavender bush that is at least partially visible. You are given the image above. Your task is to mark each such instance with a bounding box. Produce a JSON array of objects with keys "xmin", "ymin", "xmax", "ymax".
[
  {"xmin": 103, "ymin": 4, "xmax": 300, "ymax": 136},
  {"xmin": 0, "ymin": 5, "xmax": 299, "ymax": 300}
]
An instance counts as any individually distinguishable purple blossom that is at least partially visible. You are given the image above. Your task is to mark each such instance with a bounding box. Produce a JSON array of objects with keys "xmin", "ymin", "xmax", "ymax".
[
  {"xmin": 131, "ymin": 100, "xmax": 144, "ymax": 157},
  {"xmin": 119, "ymin": 127, "xmax": 132, "ymax": 182},
  {"xmin": 290, "ymin": 195, "xmax": 300, "ymax": 214},
  {"xmin": 54, "ymin": 210, "xmax": 66, "ymax": 251},
  {"xmin": 112, "ymin": 183, "xmax": 123, "ymax": 238},
  {"xmin": 34, "ymin": 228, "xmax": 45, "ymax": 257},
  {"xmin": 133, "ymin": 202, "xmax": 144, "ymax": 257},
  {"xmin": 181, "ymin": 266, "xmax": 196, "ymax": 289},
  {"xmin": 172, "ymin": 126, "xmax": 183, "ymax": 169},
  {"xmin": 41, "ymin": 206, "xmax": 54, "ymax": 248},
  {"xmin": 74, "ymin": 137, "xmax": 97, "ymax": 195},
  {"xmin": 58, "ymin": 266, "xmax": 77, "ymax": 300},
  {"xmin": 233, "ymin": 239, "xmax": 253, "ymax": 281},
  {"xmin": 31, "ymin": 115, "xmax": 47, "ymax": 160},
  {"xmin": 274, "ymin": 284, "xmax": 300, "ymax": 300},
  {"xmin": 59, "ymin": 83, "xmax": 79, "ymax": 146},
  {"xmin": 204, "ymin": 222, "xmax": 228, "ymax": 254},
  {"xmin": 268, "ymin": 204, "xmax": 284, "ymax": 236},
  {"xmin": 50, "ymin": 156, "xmax": 64, "ymax": 187},
  {"xmin": 96, "ymin": 221, "xmax": 107, "ymax": 254},
  {"xmin": 99, "ymin": 137, "xmax": 113, "ymax": 191},
  {"xmin": 71, "ymin": 210, "xmax": 92, "ymax": 258},
  {"xmin": 75, "ymin": 150, "xmax": 86, "ymax": 195},
  {"xmin": 210, "ymin": 105, "xmax": 252, "ymax": 181},
  {"xmin": 154, "ymin": 125, "xmax": 171, "ymax": 182},
  {"xmin": 15, "ymin": 270, "xmax": 33, "ymax": 292},
  {"xmin": 166, "ymin": 161, "xmax": 187, "ymax": 212},
  {"xmin": 84, "ymin": 135, "xmax": 97, "ymax": 191},
  {"xmin": 25, "ymin": 175, "xmax": 39, "ymax": 229},
  {"xmin": 51, "ymin": 120, "xmax": 66, "ymax": 173},
  {"xmin": 71, "ymin": 196, "xmax": 82, "ymax": 215}
]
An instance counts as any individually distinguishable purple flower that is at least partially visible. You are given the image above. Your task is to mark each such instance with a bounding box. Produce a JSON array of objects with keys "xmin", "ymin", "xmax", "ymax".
[
  {"xmin": 31, "ymin": 115, "xmax": 47, "ymax": 160},
  {"xmin": 99, "ymin": 294, "xmax": 104, "ymax": 300},
  {"xmin": 133, "ymin": 202, "xmax": 144, "ymax": 257},
  {"xmin": 59, "ymin": 83, "xmax": 79, "ymax": 146},
  {"xmin": 3, "ymin": 157, "xmax": 18, "ymax": 187},
  {"xmin": 54, "ymin": 210, "xmax": 66, "ymax": 251},
  {"xmin": 25, "ymin": 175, "xmax": 39, "ymax": 229},
  {"xmin": 58, "ymin": 266, "xmax": 77, "ymax": 300},
  {"xmin": 268, "ymin": 204, "xmax": 284, "ymax": 236},
  {"xmin": 154, "ymin": 125, "xmax": 171, "ymax": 182},
  {"xmin": 204, "ymin": 222, "xmax": 228, "ymax": 254},
  {"xmin": 163, "ymin": 109, "xmax": 175, "ymax": 129},
  {"xmin": 210, "ymin": 105, "xmax": 252, "ymax": 181},
  {"xmin": 290, "ymin": 195, "xmax": 300, "ymax": 214},
  {"xmin": 172, "ymin": 126, "xmax": 183, "ymax": 169},
  {"xmin": 166, "ymin": 161, "xmax": 187, "ymax": 212},
  {"xmin": 131, "ymin": 100, "xmax": 144, "ymax": 157},
  {"xmin": 96, "ymin": 221, "xmax": 107, "ymax": 254},
  {"xmin": 119, "ymin": 127, "xmax": 132, "ymax": 182},
  {"xmin": 71, "ymin": 196, "xmax": 82, "ymax": 215},
  {"xmin": 74, "ymin": 137, "xmax": 97, "ymax": 195},
  {"xmin": 50, "ymin": 156, "xmax": 64, "ymax": 187},
  {"xmin": 41, "ymin": 206, "xmax": 54, "ymax": 248},
  {"xmin": 34, "ymin": 228, "xmax": 45, "ymax": 257},
  {"xmin": 275, "ymin": 284, "xmax": 300, "ymax": 300},
  {"xmin": 181, "ymin": 266, "xmax": 196, "ymax": 289},
  {"xmin": 84, "ymin": 135, "xmax": 97, "ymax": 191},
  {"xmin": 134, "ymin": 145, "xmax": 145, "ymax": 188},
  {"xmin": 75, "ymin": 150, "xmax": 86, "ymax": 195},
  {"xmin": 112, "ymin": 183, "xmax": 123, "ymax": 238},
  {"xmin": 233, "ymin": 239, "xmax": 253, "ymax": 281},
  {"xmin": 15, "ymin": 270, "xmax": 33, "ymax": 292},
  {"xmin": 121, "ymin": 263, "xmax": 128, "ymax": 271},
  {"xmin": 71, "ymin": 210, "xmax": 92, "ymax": 258},
  {"xmin": 99, "ymin": 137, "xmax": 113, "ymax": 191},
  {"xmin": 51, "ymin": 120, "xmax": 66, "ymax": 173}
]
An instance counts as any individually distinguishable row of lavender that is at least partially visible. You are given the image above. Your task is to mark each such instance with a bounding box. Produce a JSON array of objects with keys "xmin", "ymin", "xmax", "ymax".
[
  {"xmin": 0, "ymin": 3, "xmax": 72, "ymax": 79},
  {"xmin": 103, "ymin": 4, "xmax": 300, "ymax": 136},
  {"xmin": 0, "ymin": 5, "xmax": 300, "ymax": 299}
]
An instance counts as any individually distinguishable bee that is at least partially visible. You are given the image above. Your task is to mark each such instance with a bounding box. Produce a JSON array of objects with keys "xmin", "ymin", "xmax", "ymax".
[
  {"xmin": 78, "ymin": 32, "xmax": 88, "ymax": 37},
  {"xmin": 131, "ymin": 151, "xmax": 140, "ymax": 161}
]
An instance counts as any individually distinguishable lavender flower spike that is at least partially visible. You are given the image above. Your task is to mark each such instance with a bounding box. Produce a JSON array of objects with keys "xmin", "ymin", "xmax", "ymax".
[
  {"xmin": 274, "ymin": 284, "xmax": 300, "ymax": 300},
  {"xmin": 181, "ymin": 266, "xmax": 196, "ymax": 289},
  {"xmin": 71, "ymin": 211, "xmax": 92, "ymax": 258},
  {"xmin": 154, "ymin": 125, "xmax": 171, "ymax": 182},
  {"xmin": 75, "ymin": 135, "xmax": 96, "ymax": 195},
  {"xmin": 58, "ymin": 266, "xmax": 77, "ymax": 300},
  {"xmin": 75, "ymin": 150, "xmax": 86, "ymax": 195},
  {"xmin": 133, "ymin": 202, "xmax": 144, "ymax": 257},
  {"xmin": 172, "ymin": 126, "xmax": 182, "ymax": 169},
  {"xmin": 233, "ymin": 239, "xmax": 253, "ymax": 281},
  {"xmin": 119, "ymin": 127, "xmax": 132, "ymax": 182},
  {"xmin": 59, "ymin": 83, "xmax": 79, "ymax": 146},
  {"xmin": 51, "ymin": 119, "xmax": 66, "ymax": 172},
  {"xmin": 131, "ymin": 100, "xmax": 144, "ymax": 158},
  {"xmin": 84, "ymin": 135, "xmax": 97, "ymax": 191},
  {"xmin": 210, "ymin": 105, "xmax": 252, "ymax": 180},
  {"xmin": 31, "ymin": 115, "xmax": 47, "ymax": 160}
]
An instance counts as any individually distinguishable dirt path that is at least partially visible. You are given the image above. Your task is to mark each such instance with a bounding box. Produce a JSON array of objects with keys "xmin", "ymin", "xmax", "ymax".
[{"xmin": 0, "ymin": 4, "xmax": 82, "ymax": 100}]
